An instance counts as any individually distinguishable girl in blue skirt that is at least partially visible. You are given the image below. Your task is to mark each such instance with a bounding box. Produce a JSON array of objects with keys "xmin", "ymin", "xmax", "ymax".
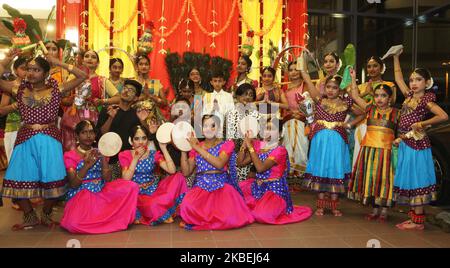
[
  {"xmin": 392, "ymin": 49, "xmax": 448, "ymax": 230},
  {"xmin": 0, "ymin": 49, "xmax": 87, "ymax": 230},
  {"xmin": 302, "ymin": 75, "xmax": 365, "ymax": 216}
]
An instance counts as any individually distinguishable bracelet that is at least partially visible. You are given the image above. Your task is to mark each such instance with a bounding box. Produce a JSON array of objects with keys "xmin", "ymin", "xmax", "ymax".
[{"xmin": 248, "ymin": 147, "xmax": 255, "ymax": 153}]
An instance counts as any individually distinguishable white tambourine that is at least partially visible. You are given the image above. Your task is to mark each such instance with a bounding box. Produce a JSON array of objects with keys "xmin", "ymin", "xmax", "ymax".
[
  {"xmin": 239, "ymin": 115, "xmax": 259, "ymax": 138},
  {"xmin": 156, "ymin": 122, "xmax": 174, "ymax": 144},
  {"xmin": 98, "ymin": 132, "xmax": 123, "ymax": 157},
  {"xmin": 171, "ymin": 121, "xmax": 194, "ymax": 151}
]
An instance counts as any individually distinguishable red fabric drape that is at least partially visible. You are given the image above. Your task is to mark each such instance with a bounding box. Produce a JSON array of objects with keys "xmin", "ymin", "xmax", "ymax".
[
  {"xmin": 56, "ymin": 0, "xmax": 85, "ymax": 44},
  {"xmin": 287, "ymin": 0, "xmax": 308, "ymax": 48},
  {"xmin": 143, "ymin": 0, "xmax": 240, "ymax": 101}
]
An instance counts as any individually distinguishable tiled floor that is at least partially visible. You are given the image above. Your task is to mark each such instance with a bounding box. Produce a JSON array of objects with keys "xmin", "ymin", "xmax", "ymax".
[{"xmin": 1, "ymin": 190, "xmax": 450, "ymax": 248}]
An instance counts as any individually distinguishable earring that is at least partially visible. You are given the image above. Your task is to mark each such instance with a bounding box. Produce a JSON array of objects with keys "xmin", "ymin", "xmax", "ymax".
[{"xmin": 128, "ymin": 137, "xmax": 133, "ymax": 146}]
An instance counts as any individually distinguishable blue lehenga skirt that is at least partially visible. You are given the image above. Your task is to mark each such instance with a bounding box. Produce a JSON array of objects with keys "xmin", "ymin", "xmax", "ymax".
[
  {"xmin": 2, "ymin": 133, "xmax": 67, "ymax": 199},
  {"xmin": 302, "ymin": 129, "xmax": 351, "ymax": 194},
  {"xmin": 393, "ymin": 141, "xmax": 437, "ymax": 206}
]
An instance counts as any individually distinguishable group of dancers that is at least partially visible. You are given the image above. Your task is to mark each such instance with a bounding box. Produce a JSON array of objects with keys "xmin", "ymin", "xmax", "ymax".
[{"xmin": 0, "ymin": 40, "xmax": 448, "ymax": 234}]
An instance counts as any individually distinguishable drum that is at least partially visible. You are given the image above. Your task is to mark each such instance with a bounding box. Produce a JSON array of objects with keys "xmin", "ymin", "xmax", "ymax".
[
  {"xmin": 240, "ymin": 115, "xmax": 259, "ymax": 138},
  {"xmin": 98, "ymin": 132, "xmax": 123, "ymax": 157},
  {"xmin": 156, "ymin": 122, "xmax": 174, "ymax": 144},
  {"xmin": 171, "ymin": 121, "xmax": 194, "ymax": 151}
]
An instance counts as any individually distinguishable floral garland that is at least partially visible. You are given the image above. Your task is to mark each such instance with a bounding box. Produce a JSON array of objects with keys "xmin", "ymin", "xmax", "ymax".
[
  {"xmin": 238, "ymin": 0, "xmax": 282, "ymax": 37},
  {"xmin": 91, "ymin": 0, "xmax": 138, "ymax": 34},
  {"xmin": 142, "ymin": 0, "xmax": 188, "ymax": 38},
  {"xmin": 189, "ymin": 0, "xmax": 237, "ymax": 38}
]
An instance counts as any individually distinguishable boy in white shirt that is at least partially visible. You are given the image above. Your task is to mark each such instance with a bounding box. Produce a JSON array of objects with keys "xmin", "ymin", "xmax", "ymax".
[{"xmin": 202, "ymin": 70, "xmax": 234, "ymax": 137}]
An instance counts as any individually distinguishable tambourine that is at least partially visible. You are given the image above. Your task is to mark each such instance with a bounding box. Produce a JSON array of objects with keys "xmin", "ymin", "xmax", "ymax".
[
  {"xmin": 98, "ymin": 132, "xmax": 122, "ymax": 157},
  {"xmin": 171, "ymin": 121, "xmax": 194, "ymax": 151},
  {"xmin": 156, "ymin": 122, "xmax": 174, "ymax": 144},
  {"xmin": 239, "ymin": 115, "xmax": 259, "ymax": 138}
]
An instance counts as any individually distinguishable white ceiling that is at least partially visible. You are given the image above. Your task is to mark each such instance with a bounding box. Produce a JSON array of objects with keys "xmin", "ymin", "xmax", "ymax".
[{"xmin": 0, "ymin": 0, "xmax": 56, "ymax": 19}]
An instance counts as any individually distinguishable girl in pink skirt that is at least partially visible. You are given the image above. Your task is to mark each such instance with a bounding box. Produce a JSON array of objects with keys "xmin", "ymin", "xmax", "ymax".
[
  {"xmin": 119, "ymin": 125, "xmax": 188, "ymax": 225},
  {"xmin": 179, "ymin": 115, "xmax": 255, "ymax": 230},
  {"xmin": 60, "ymin": 120, "xmax": 139, "ymax": 234},
  {"xmin": 238, "ymin": 119, "xmax": 313, "ymax": 224}
]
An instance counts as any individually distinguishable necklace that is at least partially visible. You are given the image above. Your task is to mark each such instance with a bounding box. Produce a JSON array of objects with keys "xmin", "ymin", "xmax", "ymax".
[{"xmin": 77, "ymin": 145, "xmax": 92, "ymax": 155}]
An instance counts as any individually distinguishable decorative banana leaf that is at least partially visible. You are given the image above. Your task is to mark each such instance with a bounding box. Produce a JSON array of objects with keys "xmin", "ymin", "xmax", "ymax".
[
  {"xmin": 44, "ymin": 5, "xmax": 56, "ymax": 40},
  {"xmin": 2, "ymin": 4, "xmax": 43, "ymax": 43},
  {"xmin": 343, "ymin": 43, "xmax": 356, "ymax": 67},
  {"xmin": 0, "ymin": 36, "xmax": 12, "ymax": 46},
  {"xmin": 1, "ymin": 18, "xmax": 14, "ymax": 33}
]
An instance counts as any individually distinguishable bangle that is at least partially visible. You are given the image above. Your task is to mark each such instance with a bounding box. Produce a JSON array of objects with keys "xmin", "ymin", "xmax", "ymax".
[
  {"xmin": 248, "ymin": 147, "xmax": 255, "ymax": 153},
  {"xmin": 68, "ymin": 64, "xmax": 74, "ymax": 72}
]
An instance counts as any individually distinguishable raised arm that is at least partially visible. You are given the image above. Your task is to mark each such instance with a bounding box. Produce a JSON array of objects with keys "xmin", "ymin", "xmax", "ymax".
[
  {"xmin": 158, "ymin": 143, "xmax": 177, "ymax": 174},
  {"xmin": 349, "ymin": 68, "xmax": 370, "ymax": 110},
  {"xmin": 180, "ymin": 151, "xmax": 196, "ymax": 177},
  {"xmin": 393, "ymin": 49, "xmax": 410, "ymax": 97},
  {"xmin": 0, "ymin": 49, "xmax": 21, "ymax": 94}
]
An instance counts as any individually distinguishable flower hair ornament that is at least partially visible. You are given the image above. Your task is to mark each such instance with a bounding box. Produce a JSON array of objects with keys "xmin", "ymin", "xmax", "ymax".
[
  {"xmin": 380, "ymin": 63, "xmax": 386, "ymax": 75},
  {"xmin": 426, "ymin": 77, "xmax": 434, "ymax": 90},
  {"xmin": 336, "ymin": 58, "xmax": 343, "ymax": 73}
]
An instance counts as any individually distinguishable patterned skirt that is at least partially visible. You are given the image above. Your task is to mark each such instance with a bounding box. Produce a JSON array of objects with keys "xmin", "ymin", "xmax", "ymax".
[
  {"xmin": 348, "ymin": 146, "xmax": 395, "ymax": 207},
  {"xmin": 393, "ymin": 141, "xmax": 437, "ymax": 206}
]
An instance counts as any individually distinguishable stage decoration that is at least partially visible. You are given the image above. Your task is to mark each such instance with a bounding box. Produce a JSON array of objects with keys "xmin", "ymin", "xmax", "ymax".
[
  {"xmin": 240, "ymin": 30, "xmax": 254, "ymax": 56},
  {"xmin": 142, "ymin": 0, "xmax": 188, "ymax": 38},
  {"xmin": 185, "ymin": 0, "xmax": 192, "ymax": 48},
  {"xmin": 11, "ymin": 18, "xmax": 31, "ymax": 47},
  {"xmin": 165, "ymin": 51, "xmax": 232, "ymax": 92},
  {"xmin": 1, "ymin": 4, "xmax": 43, "ymax": 46},
  {"xmin": 157, "ymin": 0, "xmax": 168, "ymax": 54},
  {"xmin": 91, "ymin": 0, "xmax": 138, "ymax": 34},
  {"xmin": 138, "ymin": 21, "xmax": 155, "ymax": 54},
  {"xmin": 190, "ymin": 0, "xmax": 237, "ymax": 42},
  {"xmin": 238, "ymin": 0, "xmax": 282, "ymax": 37}
]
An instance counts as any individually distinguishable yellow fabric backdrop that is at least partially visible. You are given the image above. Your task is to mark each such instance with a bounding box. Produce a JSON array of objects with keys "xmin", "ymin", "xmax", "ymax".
[
  {"xmin": 263, "ymin": 0, "xmax": 282, "ymax": 80},
  {"xmin": 88, "ymin": 0, "xmax": 111, "ymax": 77},
  {"xmin": 241, "ymin": 0, "xmax": 260, "ymax": 81},
  {"xmin": 112, "ymin": 0, "xmax": 138, "ymax": 78}
]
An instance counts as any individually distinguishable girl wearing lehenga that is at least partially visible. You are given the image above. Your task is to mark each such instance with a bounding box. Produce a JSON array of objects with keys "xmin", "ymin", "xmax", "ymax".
[
  {"xmin": 0, "ymin": 50, "xmax": 87, "ymax": 230},
  {"xmin": 119, "ymin": 125, "xmax": 188, "ymax": 225},
  {"xmin": 302, "ymin": 75, "xmax": 365, "ymax": 217},
  {"xmin": 352, "ymin": 56, "xmax": 397, "ymax": 168},
  {"xmin": 60, "ymin": 120, "xmax": 139, "ymax": 234},
  {"xmin": 391, "ymin": 49, "xmax": 448, "ymax": 230},
  {"xmin": 347, "ymin": 68, "xmax": 399, "ymax": 222},
  {"xmin": 179, "ymin": 115, "xmax": 255, "ymax": 230},
  {"xmin": 238, "ymin": 119, "xmax": 313, "ymax": 224}
]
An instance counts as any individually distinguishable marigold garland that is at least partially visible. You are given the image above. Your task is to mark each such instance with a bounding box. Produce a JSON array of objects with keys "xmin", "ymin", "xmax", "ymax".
[
  {"xmin": 189, "ymin": 0, "xmax": 237, "ymax": 37},
  {"xmin": 238, "ymin": 0, "xmax": 282, "ymax": 37},
  {"xmin": 142, "ymin": 0, "xmax": 188, "ymax": 38},
  {"xmin": 91, "ymin": 0, "xmax": 138, "ymax": 34}
]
